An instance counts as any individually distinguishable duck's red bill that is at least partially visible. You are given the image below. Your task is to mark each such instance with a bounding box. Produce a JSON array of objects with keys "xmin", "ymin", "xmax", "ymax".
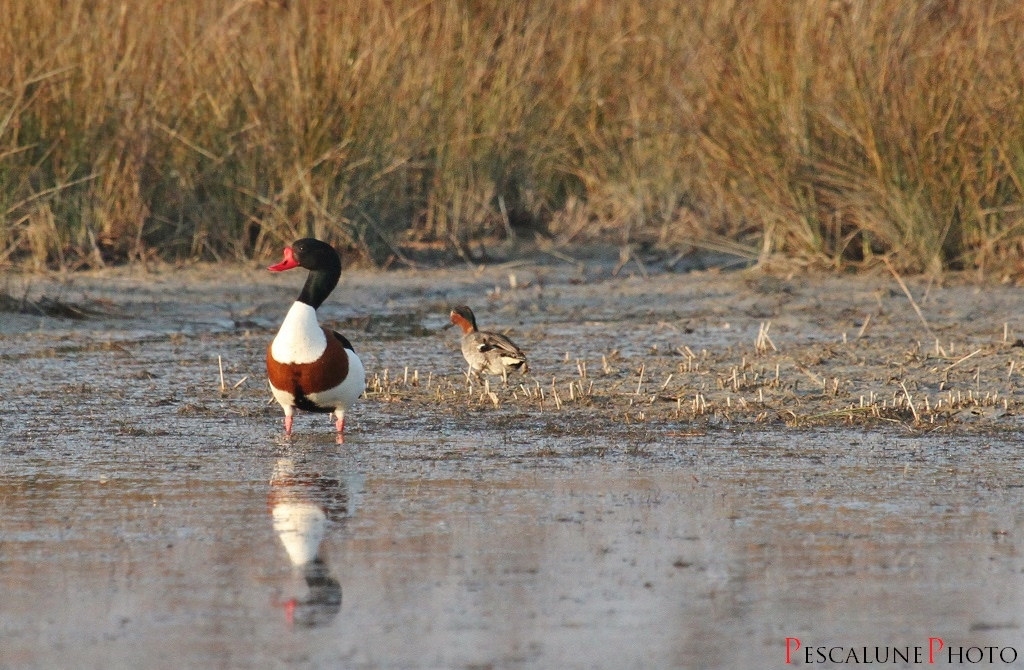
[{"xmin": 268, "ymin": 247, "xmax": 300, "ymax": 272}]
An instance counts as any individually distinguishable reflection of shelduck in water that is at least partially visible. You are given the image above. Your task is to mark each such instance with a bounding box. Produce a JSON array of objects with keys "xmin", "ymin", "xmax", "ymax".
[
  {"xmin": 449, "ymin": 305, "xmax": 528, "ymax": 383},
  {"xmin": 266, "ymin": 238, "xmax": 365, "ymax": 442},
  {"xmin": 268, "ymin": 457, "xmax": 350, "ymax": 627}
]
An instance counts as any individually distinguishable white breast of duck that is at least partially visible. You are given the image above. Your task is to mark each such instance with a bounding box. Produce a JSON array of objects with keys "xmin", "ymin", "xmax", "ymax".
[{"xmin": 272, "ymin": 302, "xmax": 327, "ymax": 364}]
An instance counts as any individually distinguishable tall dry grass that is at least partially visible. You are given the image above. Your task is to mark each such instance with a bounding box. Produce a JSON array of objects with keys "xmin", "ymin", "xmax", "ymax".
[{"xmin": 2, "ymin": 0, "xmax": 1024, "ymax": 272}]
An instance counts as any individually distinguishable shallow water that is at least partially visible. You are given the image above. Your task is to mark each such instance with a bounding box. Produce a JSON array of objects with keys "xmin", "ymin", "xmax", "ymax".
[
  {"xmin": 5, "ymin": 413, "xmax": 1024, "ymax": 668},
  {"xmin": 4, "ymin": 262, "xmax": 1024, "ymax": 668}
]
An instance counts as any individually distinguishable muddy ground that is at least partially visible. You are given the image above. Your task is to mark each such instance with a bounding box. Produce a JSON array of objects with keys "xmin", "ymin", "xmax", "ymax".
[{"xmin": 3, "ymin": 250, "xmax": 1024, "ymax": 668}]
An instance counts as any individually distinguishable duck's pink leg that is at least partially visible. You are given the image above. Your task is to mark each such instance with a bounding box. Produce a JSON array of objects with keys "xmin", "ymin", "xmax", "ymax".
[
  {"xmin": 334, "ymin": 413, "xmax": 345, "ymax": 444},
  {"xmin": 284, "ymin": 415, "xmax": 294, "ymax": 435}
]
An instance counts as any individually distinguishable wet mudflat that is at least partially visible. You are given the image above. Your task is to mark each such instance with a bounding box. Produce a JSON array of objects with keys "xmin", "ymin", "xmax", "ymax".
[{"xmin": 4, "ymin": 254, "xmax": 1024, "ymax": 668}]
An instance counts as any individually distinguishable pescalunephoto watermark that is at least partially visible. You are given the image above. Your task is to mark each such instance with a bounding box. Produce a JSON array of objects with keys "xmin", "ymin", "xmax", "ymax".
[{"xmin": 785, "ymin": 637, "xmax": 1019, "ymax": 665}]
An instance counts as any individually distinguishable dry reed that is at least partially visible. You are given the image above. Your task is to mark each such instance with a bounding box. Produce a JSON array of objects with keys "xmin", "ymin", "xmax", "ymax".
[{"xmin": 3, "ymin": 1, "xmax": 1024, "ymax": 273}]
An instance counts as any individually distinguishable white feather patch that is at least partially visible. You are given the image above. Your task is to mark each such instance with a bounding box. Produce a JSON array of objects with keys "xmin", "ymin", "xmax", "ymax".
[
  {"xmin": 269, "ymin": 384, "xmax": 297, "ymax": 413},
  {"xmin": 271, "ymin": 302, "xmax": 327, "ymax": 364},
  {"xmin": 304, "ymin": 349, "xmax": 366, "ymax": 412}
]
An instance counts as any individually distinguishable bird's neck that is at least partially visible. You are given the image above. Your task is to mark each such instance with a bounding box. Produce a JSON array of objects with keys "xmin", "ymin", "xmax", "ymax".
[{"xmin": 297, "ymin": 268, "xmax": 340, "ymax": 309}]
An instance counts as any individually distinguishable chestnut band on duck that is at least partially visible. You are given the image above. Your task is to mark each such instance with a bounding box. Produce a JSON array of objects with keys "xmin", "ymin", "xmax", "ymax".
[
  {"xmin": 266, "ymin": 328, "xmax": 353, "ymax": 411},
  {"xmin": 266, "ymin": 238, "xmax": 365, "ymax": 441}
]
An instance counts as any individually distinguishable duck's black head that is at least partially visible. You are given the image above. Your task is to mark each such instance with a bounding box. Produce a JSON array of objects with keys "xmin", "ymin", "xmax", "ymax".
[{"xmin": 269, "ymin": 238, "xmax": 342, "ymax": 309}]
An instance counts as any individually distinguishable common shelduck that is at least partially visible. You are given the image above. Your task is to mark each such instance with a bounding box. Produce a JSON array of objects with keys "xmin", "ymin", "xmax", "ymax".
[
  {"xmin": 449, "ymin": 305, "xmax": 529, "ymax": 382},
  {"xmin": 266, "ymin": 238, "xmax": 365, "ymax": 441}
]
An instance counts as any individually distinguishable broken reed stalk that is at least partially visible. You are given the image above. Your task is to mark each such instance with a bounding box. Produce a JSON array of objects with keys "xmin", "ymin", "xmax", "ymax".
[
  {"xmin": 482, "ymin": 378, "xmax": 499, "ymax": 406},
  {"xmin": 856, "ymin": 314, "xmax": 872, "ymax": 339},
  {"xmin": 944, "ymin": 348, "xmax": 983, "ymax": 372},
  {"xmin": 884, "ymin": 258, "xmax": 935, "ymax": 340},
  {"xmin": 899, "ymin": 380, "xmax": 920, "ymax": 423},
  {"xmin": 755, "ymin": 321, "xmax": 777, "ymax": 353}
]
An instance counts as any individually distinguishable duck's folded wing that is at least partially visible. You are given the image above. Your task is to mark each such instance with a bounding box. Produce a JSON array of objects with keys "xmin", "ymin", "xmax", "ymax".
[
  {"xmin": 478, "ymin": 333, "xmax": 526, "ymax": 359},
  {"xmin": 331, "ymin": 330, "xmax": 356, "ymax": 351}
]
